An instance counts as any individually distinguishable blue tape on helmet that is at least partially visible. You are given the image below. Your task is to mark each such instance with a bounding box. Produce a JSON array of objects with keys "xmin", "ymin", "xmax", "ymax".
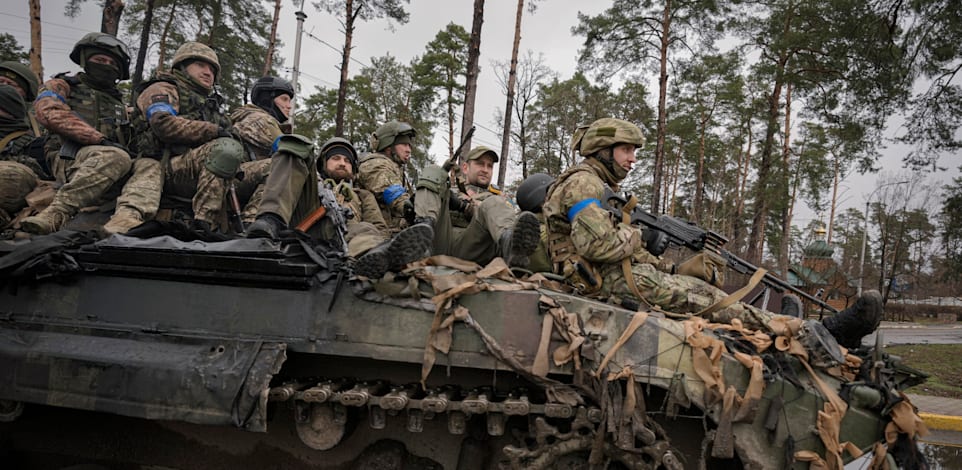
[
  {"xmin": 383, "ymin": 184, "xmax": 406, "ymax": 205},
  {"xmin": 36, "ymin": 90, "xmax": 66, "ymax": 104},
  {"xmin": 567, "ymin": 198, "xmax": 601, "ymax": 222},
  {"xmin": 145, "ymin": 102, "xmax": 177, "ymax": 120}
]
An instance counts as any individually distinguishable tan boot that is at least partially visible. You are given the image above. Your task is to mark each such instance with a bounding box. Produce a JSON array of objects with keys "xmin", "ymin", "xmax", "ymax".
[
  {"xmin": 20, "ymin": 204, "xmax": 72, "ymax": 235},
  {"xmin": 103, "ymin": 207, "xmax": 145, "ymax": 235}
]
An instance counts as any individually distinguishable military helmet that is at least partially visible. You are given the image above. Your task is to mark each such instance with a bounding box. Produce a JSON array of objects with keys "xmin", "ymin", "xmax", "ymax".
[
  {"xmin": 573, "ymin": 118, "xmax": 645, "ymax": 156},
  {"xmin": 516, "ymin": 173, "xmax": 555, "ymax": 213},
  {"xmin": 0, "ymin": 61, "xmax": 40, "ymax": 98},
  {"xmin": 171, "ymin": 42, "xmax": 221, "ymax": 79},
  {"xmin": 320, "ymin": 136, "xmax": 358, "ymax": 174},
  {"xmin": 69, "ymin": 32, "xmax": 131, "ymax": 80},
  {"xmin": 372, "ymin": 121, "xmax": 416, "ymax": 152},
  {"xmin": 204, "ymin": 137, "xmax": 245, "ymax": 179},
  {"xmin": 251, "ymin": 76, "xmax": 294, "ymax": 104},
  {"xmin": 464, "ymin": 145, "xmax": 499, "ymax": 163}
]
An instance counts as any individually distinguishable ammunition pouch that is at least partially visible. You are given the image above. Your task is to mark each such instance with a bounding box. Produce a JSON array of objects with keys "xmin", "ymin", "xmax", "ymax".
[
  {"xmin": 415, "ymin": 164, "xmax": 448, "ymax": 194},
  {"xmin": 547, "ymin": 231, "xmax": 602, "ymax": 296},
  {"xmin": 677, "ymin": 250, "xmax": 726, "ymax": 287}
]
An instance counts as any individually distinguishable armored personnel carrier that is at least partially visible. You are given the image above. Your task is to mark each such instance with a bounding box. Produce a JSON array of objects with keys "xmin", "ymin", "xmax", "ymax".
[{"xmin": 0, "ymin": 232, "xmax": 929, "ymax": 469}]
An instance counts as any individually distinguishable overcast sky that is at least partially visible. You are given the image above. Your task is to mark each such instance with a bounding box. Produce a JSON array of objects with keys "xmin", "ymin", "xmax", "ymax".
[{"xmin": 1, "ymin": 0, "xmax": 958, "ymax": 234}]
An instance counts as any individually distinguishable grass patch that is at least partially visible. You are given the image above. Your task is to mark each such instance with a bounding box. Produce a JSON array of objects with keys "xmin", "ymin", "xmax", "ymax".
[{"xmin": 884, "ymin": 344, "xmax": 962, "ymax": 399}]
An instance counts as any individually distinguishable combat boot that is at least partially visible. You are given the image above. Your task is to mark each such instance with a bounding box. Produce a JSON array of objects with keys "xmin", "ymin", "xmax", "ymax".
[
  {"xmin": 246, "ymin": 213, "xmax": 287, "ymax": 240},
  {"xmin": 822, "ymin": 290, "xmax": 884, "ymax": 349},
  {"xmin": 498, "ymin": 211, "xmax": 541, "ymax": 268},
  {"xmin": 20, "ymin": 204, "xmax": 73, "ymax": 235},
  {"xmin": 355, "ymin": 223, "xmax": 434, "ymax": 279},
  {"xmin": 103, "ymin": 207, "xmax": 145, "ymax": 235}
]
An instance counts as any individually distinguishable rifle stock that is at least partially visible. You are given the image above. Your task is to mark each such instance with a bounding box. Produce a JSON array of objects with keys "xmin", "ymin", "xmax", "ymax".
[{"xmin": 601, "ymin": 188, "xmax": 839, "ymax": 314}]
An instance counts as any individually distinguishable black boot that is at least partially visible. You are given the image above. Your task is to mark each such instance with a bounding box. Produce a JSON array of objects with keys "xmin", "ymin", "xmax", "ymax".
[
  {"xmin": 822, "ymin": 290, "xmax": 883, "ymax": 349},
  {"xmin": 246, "ymin": 213, "xmax": 287, "ymax": 240},
  {"xmin": 498, "ymin": 211, "xmax": 541, "ymax": 268},
  {"xmin": 355, "ymin": 223, "xmax": 434, "ymax": 279}
]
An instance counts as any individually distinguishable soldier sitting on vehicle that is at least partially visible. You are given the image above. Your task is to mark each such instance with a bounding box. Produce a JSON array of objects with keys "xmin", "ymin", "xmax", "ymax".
[
  {"xmin": 20, "ymin": 33, "xmax": 158, "ymax": 236},
  {"xmin": 411, "ymin": 145, "xmax": 541, "ymax": 271},
  {"xmin": 247, "ymin": 136, "xmax": 432, "ymax": 270},
  {"xmin": 542, "ymin": 117, "xmax": 882, "ymax": 348},
  {"xmin": 131, "ymin": 41, "xmax": 248, "ymax": 234},
  {"xmin": 0, "ymin": 85, "xmax": 41, "ymax": 230},
  {"xmin": 225, "ymin": 76, "xmax": 294, "ymax": 227}
]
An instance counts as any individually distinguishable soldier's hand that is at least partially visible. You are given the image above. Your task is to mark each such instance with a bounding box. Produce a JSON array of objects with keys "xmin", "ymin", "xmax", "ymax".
[
  {"xmin": 216, "ymin": 127, "xmax": 234, "ymax": 139},
  {"xmin": 99, "ymin": 138, "xmax": 130, "ymax": 155},
  {"xmin": 448, "ymin": 189, "xmax": 469, "ymax": 212},
  {"xmin": 403, "ymin": 199, "xmax": 416, "ymax": 225}
]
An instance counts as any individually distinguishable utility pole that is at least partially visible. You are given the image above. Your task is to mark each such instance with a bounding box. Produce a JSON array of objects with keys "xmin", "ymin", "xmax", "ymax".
[{"xmin": 291, "ymin": 1, "xmax": 307, "ymax": 120}]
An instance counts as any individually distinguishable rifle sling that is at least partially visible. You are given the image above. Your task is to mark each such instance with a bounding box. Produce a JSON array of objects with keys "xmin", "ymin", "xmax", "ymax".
[
  {"xmin": 618, "ymin": 195, "xmax": 656, "ymax": 307},
  {"xmin": 696, "ymin": 268, "xmax": 767, "ymax": 317}
]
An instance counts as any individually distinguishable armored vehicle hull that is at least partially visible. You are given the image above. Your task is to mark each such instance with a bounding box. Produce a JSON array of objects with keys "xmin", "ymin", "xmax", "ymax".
[{"xmin": 0, "ymin": 234, "xmax": 928, "ymax": 469}]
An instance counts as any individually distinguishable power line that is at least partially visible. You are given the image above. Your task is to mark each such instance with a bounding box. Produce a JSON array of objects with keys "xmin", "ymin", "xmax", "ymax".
[
  {"xmin": 302, "ymin": 28, "xmax": 369, "ymax": 69},
  {"xmin": 0, "ymin": 11, "xmax": 94, "ymax": 34}
]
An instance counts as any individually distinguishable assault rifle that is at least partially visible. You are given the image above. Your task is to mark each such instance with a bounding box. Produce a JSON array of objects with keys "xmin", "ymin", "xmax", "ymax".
[
  {"xmin": 295, "ymin": 183, "xmax": 352, "ymax": 254},
  {"xmin": 442, "ymin": 126, "xmax": 475, "ymax": 195},
  {"xmin": 602, "ymin": 188, "xmax": 838, "ymax": 314}
]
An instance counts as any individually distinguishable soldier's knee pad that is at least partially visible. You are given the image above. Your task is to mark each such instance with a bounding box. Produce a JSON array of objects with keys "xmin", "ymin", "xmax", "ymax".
[{"xmin": 415, "ymin": 164, "xmax": 448, "ymax": 194}]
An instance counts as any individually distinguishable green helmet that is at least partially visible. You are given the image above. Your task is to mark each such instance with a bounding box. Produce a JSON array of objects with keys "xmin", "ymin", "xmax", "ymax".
[
  {"xmin": 0, "ymin": 61, "xmax": 40, "ymax": 98},
  {"xmin": 172, "ymin": 42, "xmax": 221, "ymax": 79},
  {"xmin": 69, "ymin": 32, "xmax": 131, "ymax": 80},
  {"xmin": 320, "ymin": 136, "xmax": 358, "ymax": 173},
  {"xmin": 372, "ymin": 121, "xmax": 416, "ymax": 152},
  {"xmin": 573, "ymin": 118, "xmax": 645, "ymax": 156},
  {"xmin": 204, "ymin": 137, "xmax": 245, "ymax": 179}
]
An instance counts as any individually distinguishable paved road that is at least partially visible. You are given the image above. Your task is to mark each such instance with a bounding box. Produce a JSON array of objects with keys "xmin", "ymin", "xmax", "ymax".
[{"xmin": 864, "ymin": 322, "xmax": 962, "ymax": 346}]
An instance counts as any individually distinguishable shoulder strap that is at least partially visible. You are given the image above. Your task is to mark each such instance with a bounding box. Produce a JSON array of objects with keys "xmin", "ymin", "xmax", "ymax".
[{"xmin": 0, "ymin": 130, "xmax": 29, "ymax": 153}]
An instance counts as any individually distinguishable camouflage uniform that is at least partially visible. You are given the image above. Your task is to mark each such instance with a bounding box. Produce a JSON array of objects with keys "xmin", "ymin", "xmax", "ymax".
[
  {"xmin": 133, "ymin": 43, "xmax": 243, "ymax": 230},
  {"xmin": 224, "ymin": 103, "xmax": 287, "ymax": 223},
  {"xmin": 0, "ymin": 85, "xmax": 40, "ymax": 227},
  {"xmin": 357, "ymin": 150, "xmax": 412, "ymax": 231},
  {"xmin": 0, "ymin": 61, "xmax": 42, "ymax": 137},
  {"xmin": 543, "ymin": 118, "xmax": 776, "ymax": 331},
  {"xmin": 20, "ymin": 33, "xmax": 147, "ymax": 235}
]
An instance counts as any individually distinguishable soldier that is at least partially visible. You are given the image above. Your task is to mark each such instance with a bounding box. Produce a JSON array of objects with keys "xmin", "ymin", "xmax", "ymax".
[
  {"xmin": 0, "ymin": 85, "xmax": 40, "ymax": 229},
  {"xmin": 356, "ymin": 121, "xmax": 418, "ymax": 232},
  {"xmin": 20, "ymin": 33, "xmax": 155, "ymax": 235},
  {"xmin": 247, "ymin": 136, "xmax": 432, "ymax": 274},
  {"xmin": 412, "ymin": 145, "xmax": 540, "ymax": 270},
  {"xmin": 227, "ymin": 76, "xmax": 295, "ymax": 225},
  {"xmin": 131, "ymin": 41, "xmax": 242, "ymax": 233},
  {"xmin": 542, "ymin": 117, "xmax": 882, "ymax": 347}
]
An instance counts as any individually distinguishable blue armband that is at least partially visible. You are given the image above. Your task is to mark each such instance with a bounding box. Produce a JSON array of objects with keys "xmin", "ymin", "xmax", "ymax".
[
  {"xmin": 36, "ymin": 90, "xmax": 66, "ymax": 104},
  {"xmin": 567, "ymin": 198, "xmax": 601, "ymax": 222},
  {"xmin": 383, "ymin": 184, "xmax": 406, "ymax": 205},
  {"xmin": 145, "ymin": 102, "xmax": 177, "ymax": 120},
  {"xmin": 271, "ymin": 135, "xmax": 283, "ymax": 153}
]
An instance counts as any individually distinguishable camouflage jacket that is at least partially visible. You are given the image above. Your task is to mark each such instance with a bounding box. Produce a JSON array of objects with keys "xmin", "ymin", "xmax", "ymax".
[
  {"xmin": 229, "ymin": 104, "xmax": 287, "ymax": 160},
  {"xmin": 357, "ymin": 152, "xmax": 409, "ymax": 227},
  {"xmin": 35, "ymin": 73, "xmax": 128, "ymax": 147},
  {"xmin": 328, "ymin": 179, "xmax": 388, "ymax": 231},
  {"xmin": 132, "ymin": 70, "xmax": 227, "ymax": 158},
  {"xmin": 542, "ymin": 160, "xmax": 646, "ymax": 270}
]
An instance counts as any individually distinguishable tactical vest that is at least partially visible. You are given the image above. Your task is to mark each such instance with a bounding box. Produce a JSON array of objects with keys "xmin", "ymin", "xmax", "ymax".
[
  {"xmin": 0, "ymin": 131, "xmax": 46, "ymax": 178},
  {"xmin": 542, "ymin": 163, "xmax": 605, "ymax": 293},
  {"xmin": 43, "ymin": 73, "xmax": 129, "ymax": 156},
  {"xmin": 130, "ymin": 71, "xmax": 228, "ymax": 158}
]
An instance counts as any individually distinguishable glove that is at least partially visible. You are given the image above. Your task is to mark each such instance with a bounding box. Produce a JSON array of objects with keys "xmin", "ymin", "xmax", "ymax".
[
  {"xmin": 403, "ymin": 199, "xmax": 416, "ymax": 225},
  {"xmin": 448, "ymin": 189, "xmax": 469, "ymax": 212},
  {"xmin": 642, "ymin": 228, "xmax": 669, "ymax": 257},
  {"xmin": 676, "ymin": 250, "xmax": 726, "ymax": 287},
  {"xmin": 99, "ymin": 138, "xmax": 130, "ymax": 155},
  {"xmin": 216, "ymin": 127, "xmax": 233, "ymax": 139}
]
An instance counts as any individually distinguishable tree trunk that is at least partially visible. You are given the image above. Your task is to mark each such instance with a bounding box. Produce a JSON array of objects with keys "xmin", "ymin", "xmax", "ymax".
[
  {"xmin": 732, "ymin": 119, "xmax": 753, "ymax": 249},
  {"xmin": 28, "ymin": 0, "xmax": 42, "ymax": 79},
  {"xmin": 446, "ymin": 87, "xmax": 455, "ymax": 157},
  {"xmin": 133, "ymin": 0, "xmax": 155, "ymax": 87},
  {"xmin": 459, "ymin": 0, "xmax": 485, "ymax": 161},
  {"xmin": 335, "ymin": 0, "xmax": 360, "ymax": 137},
  {"xmin": 263, "ymin": 0, "xmax": 283, "ymax": 76},
  {"xmin": 827, "ymin": 155, "xmax": 840, "ymax": 244},
  {"xmin": 101, "ymin": 0, "xmax": 125, "ymax": 36},
  {"xmin": 777, "ymin": 83, "xmax": 793, "ymax": 277},
  {"xmin": 157, "ymin": 3, "xmax": 177, "ymax": 69},
  {"xmin": 694, "ymin": 106, "xmax": 708, "ymax": 224},
  {"xmin": 651, "ymin": 0, "xmax": 671, "ymax": 214},
  {"xmin": 206, "ymin": 1, "xmax": 222, "ymax": 45},
  {"xmin": 497, "ymin": 0, "xmax": 524, "ymax": 188}
]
